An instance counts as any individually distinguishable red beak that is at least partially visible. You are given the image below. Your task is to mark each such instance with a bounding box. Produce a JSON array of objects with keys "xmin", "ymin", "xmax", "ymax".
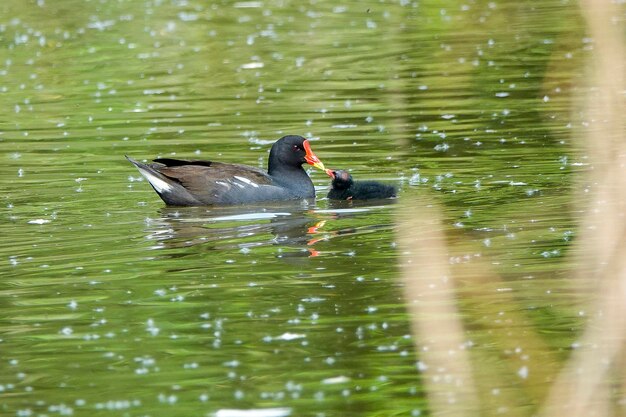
[
  {"xmin": 325, "ymin": 169, "xmax": 335, "ymax": 179},
  {"xmin": 303, "ymin": 140, "xmax": 326, "ymax": 171}
]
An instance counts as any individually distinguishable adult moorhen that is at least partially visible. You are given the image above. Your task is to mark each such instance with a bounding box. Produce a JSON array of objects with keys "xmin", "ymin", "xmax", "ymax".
[
  {"xmin": 326, "ymin": 169, "xmax": 397, "ymax": 200},
  {"xmin": 127, "ymin": 135, "xmax": 326, "ymax": 206}
]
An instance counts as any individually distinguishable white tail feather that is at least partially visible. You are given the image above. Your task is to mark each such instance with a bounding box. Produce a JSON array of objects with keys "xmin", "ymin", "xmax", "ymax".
[{"xmin": 137, "ymin": 167, "xmax": 173, "ymax": 193}]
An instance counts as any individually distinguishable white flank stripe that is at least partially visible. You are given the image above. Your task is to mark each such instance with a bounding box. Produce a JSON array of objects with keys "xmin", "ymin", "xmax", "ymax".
[
  {"xmin": 234, "ymin": 176, "xmax": 259, "ymax": 188},
  {"xmin": 216, "ymin": 181, "xmax": 229, "ymax": 188},
  {"xmin": 138, "ymin": 168, "xmax": 172, "ymax": 193}
]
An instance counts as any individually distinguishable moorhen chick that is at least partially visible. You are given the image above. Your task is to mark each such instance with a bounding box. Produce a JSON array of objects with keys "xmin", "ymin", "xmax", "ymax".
[
  {"xmin": 127, "ymin": 135, "xmax": 326, "ymax": 206},
  {"xmin": 326, "ymin": 169, "xmax": 397, "ymax": 200}
]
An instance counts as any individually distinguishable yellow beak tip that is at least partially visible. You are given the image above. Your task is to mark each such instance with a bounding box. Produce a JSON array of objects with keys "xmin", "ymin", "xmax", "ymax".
[{"xmin": 313, "ymin": 161, "xmax": 326, "ymax": 171}]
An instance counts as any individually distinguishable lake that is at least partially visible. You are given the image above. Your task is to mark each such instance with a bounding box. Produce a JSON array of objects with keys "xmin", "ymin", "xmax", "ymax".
[{"xmin": 1, "ymin": 1, "xmax": 624, "ymax": 416}]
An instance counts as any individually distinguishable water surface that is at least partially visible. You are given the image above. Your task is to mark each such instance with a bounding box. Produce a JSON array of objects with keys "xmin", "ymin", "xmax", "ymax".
[{"xmin": 1, "ymin": 1, "xmax": 615, "ymax": 416}]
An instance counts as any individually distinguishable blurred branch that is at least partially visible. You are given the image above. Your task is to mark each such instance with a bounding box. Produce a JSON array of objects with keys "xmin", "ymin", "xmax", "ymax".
[
  {"xmin": 397, "ymin": 200, "xmax": 480, "ymax": 417},
  {"xmin": 540, "ymin": 1, "xmax": 626, "ymax": 416},
  {"xmin": 397, "ymin": 198, "xmax": 562, "ymax": 416}
]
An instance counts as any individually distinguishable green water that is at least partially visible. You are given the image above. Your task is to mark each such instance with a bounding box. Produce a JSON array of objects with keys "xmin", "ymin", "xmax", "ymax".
[{"xmin": 0, "ymin": 1, "xmax": 612, "ymax": 416}]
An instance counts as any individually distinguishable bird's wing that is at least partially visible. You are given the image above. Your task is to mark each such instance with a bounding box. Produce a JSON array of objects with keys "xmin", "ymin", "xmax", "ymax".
[{"xmin": 152, "ymin": 159, "xmax": 277, "ymax": 204}]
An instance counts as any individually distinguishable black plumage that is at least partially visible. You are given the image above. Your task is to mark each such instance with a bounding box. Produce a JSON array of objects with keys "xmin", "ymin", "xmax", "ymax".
[
  {"xmin": 126, "ymin": 135, "xmax": 326, "ymax": 206},
  {"xmin": 326, "ymin": 170, "xmax": 397, "ymax": 200}
]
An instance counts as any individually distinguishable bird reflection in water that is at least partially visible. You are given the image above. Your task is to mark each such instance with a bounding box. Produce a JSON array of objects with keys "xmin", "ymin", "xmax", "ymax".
[
  {"xmin": 142, "ymin": 201, "xmax": 327, "ymax": 258},
  {"xmin": 140, "ymin": 199, "xmax": 397, "ymax": 259},
  {"xmin": 304, "ymin": 199, "xmax": 398, "ymax": 248}
]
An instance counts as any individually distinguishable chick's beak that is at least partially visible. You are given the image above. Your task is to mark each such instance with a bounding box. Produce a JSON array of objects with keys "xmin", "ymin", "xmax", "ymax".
[
  {"xmin": 303, "ymin": 140, "xmax": 326, "ymax": 171},
  {"xmin": 325, "ymin": 169, "xmax": 335, "ymax": 179}
]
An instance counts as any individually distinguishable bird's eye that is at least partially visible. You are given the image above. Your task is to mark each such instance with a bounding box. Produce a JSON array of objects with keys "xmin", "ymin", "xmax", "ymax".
[{"xmin": 292, "ymin": 144, "xmax": 300, "ymax": 151}]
